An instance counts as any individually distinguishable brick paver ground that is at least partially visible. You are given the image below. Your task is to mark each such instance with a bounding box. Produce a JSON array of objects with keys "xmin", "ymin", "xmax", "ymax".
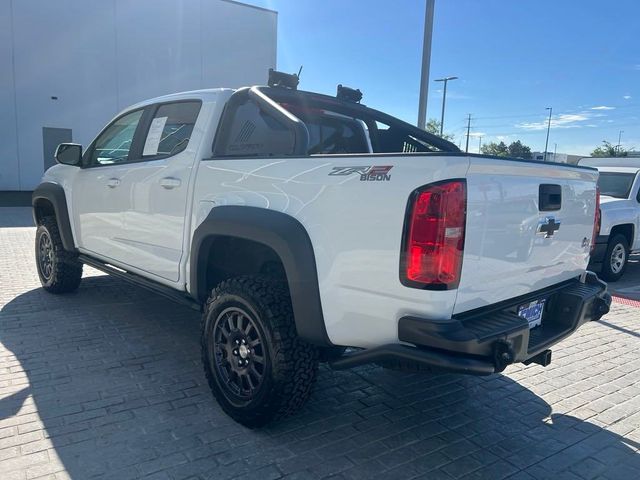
[{"xmin": 1, "ymin": 207, "xmax": 639, "ymax": 480}]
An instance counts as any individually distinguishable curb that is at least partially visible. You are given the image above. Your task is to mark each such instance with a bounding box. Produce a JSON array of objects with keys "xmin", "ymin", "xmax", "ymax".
[{"xmin": 612, "ymin": 296, "xmax": 640, "ymax": 308}]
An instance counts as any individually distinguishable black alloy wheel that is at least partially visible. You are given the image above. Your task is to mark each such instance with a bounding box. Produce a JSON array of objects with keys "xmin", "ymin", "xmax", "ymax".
[{"xmin": 211, "ymin": 306, "xmax": 267, "ymax": 404}]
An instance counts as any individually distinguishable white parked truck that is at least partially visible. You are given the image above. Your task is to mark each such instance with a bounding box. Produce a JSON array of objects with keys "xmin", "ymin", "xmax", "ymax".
[
  {"xmin": 33, "ymin": 73, "xmax": 611, "ymax": 426},
  {"xmin": 578, "ymin": 159, "xmax": 640, "ymax": 281}
]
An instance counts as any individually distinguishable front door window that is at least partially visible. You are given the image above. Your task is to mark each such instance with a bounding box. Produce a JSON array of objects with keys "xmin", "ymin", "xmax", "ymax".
[{"xmin": 89, "ymin": 110, "xmax": 143, "ymax": 166}]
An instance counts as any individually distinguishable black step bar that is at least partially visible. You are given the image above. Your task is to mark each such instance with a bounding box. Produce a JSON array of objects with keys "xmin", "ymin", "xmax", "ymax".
[{"xmin": 78, "ymin": 254, "xmax": 201, "ymax": 311}]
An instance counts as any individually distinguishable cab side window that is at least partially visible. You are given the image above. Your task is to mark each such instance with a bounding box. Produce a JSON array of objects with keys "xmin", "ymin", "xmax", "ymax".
[
  {"xmin": 89, "ymin": 109, "xmax": 144, "ymax": 166},
  {"xmin": 142, "ymin": 101, "xmax": 201, "ymax": 158}
]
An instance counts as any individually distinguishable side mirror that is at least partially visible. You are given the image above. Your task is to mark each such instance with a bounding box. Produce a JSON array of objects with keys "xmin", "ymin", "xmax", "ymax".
[{"xmin": 55, "ymin": 143, "xmax": 83, "ymax": 166}]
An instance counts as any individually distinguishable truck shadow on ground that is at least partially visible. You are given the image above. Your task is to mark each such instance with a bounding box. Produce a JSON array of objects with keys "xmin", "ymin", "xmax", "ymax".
[
  {"xmin": 605, "ymin": 254, "xmax": 640, "ymax": 302},
  {"xmin": 1, "ymin": 275, "xmax": 639, "ymax": 479}
]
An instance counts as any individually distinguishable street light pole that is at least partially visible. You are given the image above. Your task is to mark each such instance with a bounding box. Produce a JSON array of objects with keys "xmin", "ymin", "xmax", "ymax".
[
  {"xmin": 434, "ymin": 76, "xmax": 458, "ymax": 136},
  {"xmin": 417, "ymin": 0, "xmax": 436, "ymax": 130},
  {"xmin": 543, "ymin": 107, "xmax": 552, "ymax": 162}
]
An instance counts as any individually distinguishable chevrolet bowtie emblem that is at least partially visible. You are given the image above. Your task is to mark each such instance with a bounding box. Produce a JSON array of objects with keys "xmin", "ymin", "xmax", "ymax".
[{"xmin": 537, "ymin": 217, "xmax": 561, "ymax": 238}]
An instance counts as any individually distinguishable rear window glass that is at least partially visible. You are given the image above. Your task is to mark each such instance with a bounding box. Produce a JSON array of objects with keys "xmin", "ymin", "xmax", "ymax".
[
  {"xmin": 281, "ymin": 104, "xmax": 433, "ymax": 155},
  {"xmin": 375, "ymin": 121, "xmax": 433, "ymax": 153},
  {"xmin": 282, "ymin": 107, "xmax": 370, "ymax": 154},
  {"xmin": 597, "ymin": 172, "xmax": 636, "ymax": 198}
]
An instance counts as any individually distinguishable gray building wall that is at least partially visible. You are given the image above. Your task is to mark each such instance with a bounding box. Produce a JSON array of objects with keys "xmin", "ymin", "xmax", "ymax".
[{"xmin": 0, "ymin": 0, "xmax": 277, "ymax": 191}]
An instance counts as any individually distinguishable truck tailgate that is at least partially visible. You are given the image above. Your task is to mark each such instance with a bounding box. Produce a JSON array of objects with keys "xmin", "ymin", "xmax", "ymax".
[{"xmin": 453, "ymin": 159, "xmax": 599, "ymax": 315}]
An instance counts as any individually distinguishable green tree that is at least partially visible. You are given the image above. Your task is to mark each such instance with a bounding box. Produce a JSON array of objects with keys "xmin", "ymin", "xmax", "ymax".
[
  {"xmin": 481, "ymin": 141, "xmax": 509, "ymax": 157},
  {"xmin": 425, "ymin": 118, "xmax": 455, "ymax": 141},
  {"xmin": 591, "ymin": 140, "xmax": 628, "ymax": 157},
  {"xmin": 507, "ymin": 140, "xmax": 532, "ymax": 159},
  {"xmin": 481, "ymin": 140, "xmax": 532, "ymax": 158}
]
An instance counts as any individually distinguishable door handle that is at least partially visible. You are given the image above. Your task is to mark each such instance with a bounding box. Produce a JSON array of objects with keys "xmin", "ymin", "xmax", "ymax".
[
  {"xmin": 107, "ymin": 178, "xmax": 120, "ymax": 188},
  {"xmin": 160, "ymin": 177, "xmax": 181, "ymax": 189}
]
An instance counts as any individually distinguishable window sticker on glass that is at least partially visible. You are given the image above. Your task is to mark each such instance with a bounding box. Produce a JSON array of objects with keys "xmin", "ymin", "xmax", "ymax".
[{"xmin": 143, "ymin": 116, "xmax": 168, "ymax": 156}]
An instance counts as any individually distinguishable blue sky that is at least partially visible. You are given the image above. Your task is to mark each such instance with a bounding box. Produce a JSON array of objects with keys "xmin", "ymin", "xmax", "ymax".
[{"xmin": 245, "ymin": 0, "xmax": 639, "ymax": 155}]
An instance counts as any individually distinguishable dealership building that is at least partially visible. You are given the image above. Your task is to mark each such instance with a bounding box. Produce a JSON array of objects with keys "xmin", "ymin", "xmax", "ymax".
[{"xmin": 0, "ymin": 0, "xmax": 277, "ymax": 193}]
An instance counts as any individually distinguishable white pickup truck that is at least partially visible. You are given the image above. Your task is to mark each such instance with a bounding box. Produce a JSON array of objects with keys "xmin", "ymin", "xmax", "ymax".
[
  {"xmin": 33, "ymin": 72, "xmax": 610, "ymax": 426},
  {"xmin": 591, "ymin": 166, "xmax": 640, "ymax": 282},
  {"xmin": 578, "ymin": 159, "xmax": 640, "ymax": 281}
]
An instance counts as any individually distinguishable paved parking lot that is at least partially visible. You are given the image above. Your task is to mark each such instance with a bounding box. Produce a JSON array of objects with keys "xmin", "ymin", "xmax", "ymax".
[
  {"xmin": 601, "ymin": 254, "xmax": 640, "ymax": 303},
  {"xmin": 1, "ymin": 207, "xmax": 639, "ymax": 480}
]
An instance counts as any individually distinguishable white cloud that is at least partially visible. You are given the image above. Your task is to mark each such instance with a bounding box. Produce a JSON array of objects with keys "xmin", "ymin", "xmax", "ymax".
[
  {"xmin": 516, "ymin": 113, "xmax": 592, "ymax": 131},
  {"xmin": 591, "ymin": 105, "xmax": 615, "ymax": 110},
  {"xmin": 623, "ymin": 95, "xmax": 632, "ymax": 100},
  {"xmin": 469, "ymin": 132, "xmax": 485, "ymax": 137}
]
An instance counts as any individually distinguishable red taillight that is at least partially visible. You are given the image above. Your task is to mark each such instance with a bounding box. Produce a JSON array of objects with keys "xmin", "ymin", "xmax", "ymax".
[
  {"xmin": 402, "ymin": 180, "xmax": 466, "ymax": 289},
  {"xmin": 591, "ymin": 187, "xmax": 601, "ymax": 252}
]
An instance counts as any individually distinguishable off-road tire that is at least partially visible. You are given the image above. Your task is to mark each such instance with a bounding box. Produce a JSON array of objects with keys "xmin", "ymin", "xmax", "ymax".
[
  {"xmin": 35, "ymin": 216, "xmax": 83, "ymax": 293},
  {"xmin": 201, "ymin": 275, "xmax": 318, "ymax": 427},
  {"xmin": 600, "ymin": 234, "xmax": 629, "ymax": 282}
]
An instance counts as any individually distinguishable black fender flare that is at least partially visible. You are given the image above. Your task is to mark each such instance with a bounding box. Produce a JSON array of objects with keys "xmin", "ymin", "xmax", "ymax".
[
  {"xmin": 190, "ymin": 206, "xmax": 332, "ymax": 347},
  {"xmin": 32, "ymin": 182, "xmax": 76, "ymax": 252}
]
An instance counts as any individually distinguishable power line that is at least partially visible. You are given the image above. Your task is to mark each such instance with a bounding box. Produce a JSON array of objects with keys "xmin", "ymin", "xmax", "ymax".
[
  {"xmin": 474, "ymin": 102, "xmax": 640, "ymax": 121},
  {"xmin": 440, "ymin": 114, "xmax": 637, "ymax": 149},
  {"xmin": 471, "ymin": 113, "xmax": 640, "ymax": 129}
]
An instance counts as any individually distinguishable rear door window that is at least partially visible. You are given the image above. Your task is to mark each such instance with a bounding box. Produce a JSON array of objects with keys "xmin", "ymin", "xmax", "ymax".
[{"xmin": 142, "ymin": 101, "xmax": 201, "ymax": 158}]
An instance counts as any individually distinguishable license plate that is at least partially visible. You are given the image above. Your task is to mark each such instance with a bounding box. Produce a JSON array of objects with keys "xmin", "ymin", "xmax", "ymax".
[{"xmin": 518, "ymin": 299, "xmax": 545, "ymax": 329}]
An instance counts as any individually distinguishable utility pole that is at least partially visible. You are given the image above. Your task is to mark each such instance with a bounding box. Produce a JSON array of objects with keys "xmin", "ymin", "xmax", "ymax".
[
  {"xmin": 434, "ymin": 76, "xmax": 458, "ymax": 135},
  {"xmin": 617, "ymin": 130, "xmax": 624, "ymax": 155},
  {"xmin": 554, "ymin": 143, "xmax": 557, "ymax": 160},
  {"xmin": 543, "ymin": 107, "xmax": 552, "ymax": 162},
  {"xmin": 465, "ymin": 114, "xmax": 472, "ymax": 153},
  {"xmin": 478, "ymin": 135, "xmax": 483, "ymax": 153},
  {"xmin": 417, "ymin": 0, "xmax": 436, "ymax": 130}
]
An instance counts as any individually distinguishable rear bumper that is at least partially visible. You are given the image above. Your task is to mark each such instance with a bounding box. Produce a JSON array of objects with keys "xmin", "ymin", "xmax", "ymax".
[{"xmin": 330, "ymin": 272, "xmax": 611, "ymax": 375}]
